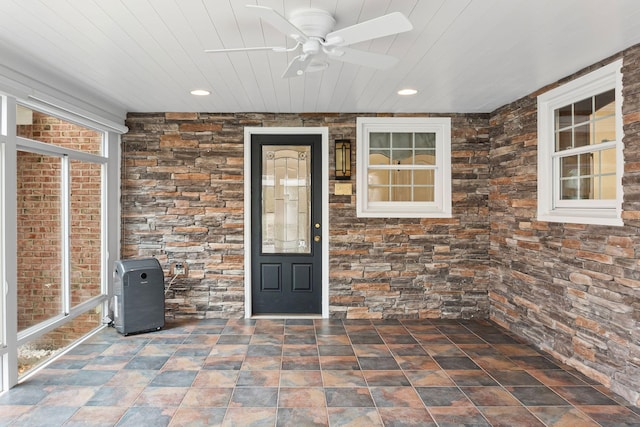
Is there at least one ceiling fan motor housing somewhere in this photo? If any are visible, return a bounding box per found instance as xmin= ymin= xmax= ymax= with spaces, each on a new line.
xmin=289 ymin=8 xmax=336 ymax=39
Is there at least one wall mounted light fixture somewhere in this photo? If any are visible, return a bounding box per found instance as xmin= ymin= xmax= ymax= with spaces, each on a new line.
xmin=335 ymin=139 xmax=351 ymax=180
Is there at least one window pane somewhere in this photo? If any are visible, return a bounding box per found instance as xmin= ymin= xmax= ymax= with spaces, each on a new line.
xmin=573 ymin=98 xmax=592 ymax=124
xmin=17 ymin=151 xmax=62 ymax=332
xmin=415 ymin=133 xmax=435 ymax=149
xmin=414 ymin=186 xmax=435 ymax=202
xmin=556 ymin=130 xmax=572 ymax=151
xmin=392 ymin=133 xmax=412 ymax=149
xmin=560 ymin=177 xmax=580 ymax=200
xmin=392 ymin=187 xmax=412 ymax=201
xmin=556 ymin=105 xmax=573 ymax=129
xmin=595 ymin=148 xmax=616 ymax=175
xmin=414 ymin=150 xmax=436 ymax=165
xmin=574 ymin=123 xmax=590 ymax=147
xmin=414 ymin=169 xmax=435 ymax=186
xmin=370 ymin=133 xmax=390 ymax=149
xmin=599 ymin=175 xmax=617 ymax=199
xmin=391 ymin=149 xmax=411 ymax=164
xmin=368 ymin=168 xmax=389 ymax=186
xmin=595 ymin=90 xmax=615 ymax=114
xmin=594 ymin=115 xmax=615 ymax=144
xmin=369 ymin=185 xmax=389 ymax=202
xmin=70 ymin=160 xmax=103 ymax=307
xmin=16 ymin=106 xmax=103 ymax=155
xmin=369 ymin=152 xmax=390 ymax=165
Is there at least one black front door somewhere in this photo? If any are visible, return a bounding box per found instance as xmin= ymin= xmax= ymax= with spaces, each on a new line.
xmin=250 ymin=134 xmax=322 ymax=315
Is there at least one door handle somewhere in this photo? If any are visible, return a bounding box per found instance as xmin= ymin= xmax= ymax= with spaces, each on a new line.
xmin=315 ymin=223 xmax=321 ymax=229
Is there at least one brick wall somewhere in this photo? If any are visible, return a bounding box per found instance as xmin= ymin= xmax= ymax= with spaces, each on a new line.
xmin=17 ymin=111 xmax=102 ymax=343
xmin=122 ymin=113 xmax=490 ymax=320
xmin=489 ymin=45 xmax=640 ymax=405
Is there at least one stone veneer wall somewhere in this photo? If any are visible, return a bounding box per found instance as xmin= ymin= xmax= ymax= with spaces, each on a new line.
xmin=121 ymin=113 xmax=490 ymax=320
xmin=489 ymin=45 xmax=640 ymax=405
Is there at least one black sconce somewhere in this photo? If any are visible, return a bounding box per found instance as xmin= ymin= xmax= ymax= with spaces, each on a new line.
xmin=335 ymin=139 xmax=351 ymax=180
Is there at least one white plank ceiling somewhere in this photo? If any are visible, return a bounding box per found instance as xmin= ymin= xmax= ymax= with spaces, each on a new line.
xmin=1 ymin=0 xmax=640 ymax=116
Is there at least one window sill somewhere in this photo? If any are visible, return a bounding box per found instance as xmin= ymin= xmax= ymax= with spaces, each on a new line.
xmin=538 ymin=210 xmax=623 ymax=227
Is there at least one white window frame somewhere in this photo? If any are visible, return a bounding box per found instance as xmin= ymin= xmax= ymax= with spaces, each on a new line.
xmin=537 ymin=60 xmax=624 ymax=226
xmin=356 ymin=117 xmax=452 ymax=218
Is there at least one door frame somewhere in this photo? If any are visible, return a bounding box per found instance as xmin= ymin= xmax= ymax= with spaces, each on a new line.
xmin=243 ymin=127 xmax=329 ymax=318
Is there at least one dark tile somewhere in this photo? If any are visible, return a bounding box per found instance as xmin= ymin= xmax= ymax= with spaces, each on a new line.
xmin=415 ymin=386 xmax=473 ymax=407
xmin=358 ymin=357 xmax=401 ymax=370
xmin=216 ymin=334 xmax=252 ymax=344
xmin=67 ymin=343 xmax=112 ymax=356
xmin=124 ymin=356 xmax=168 ymax=370
xmin=349 ymin=334 xmax=384 ymax=344
xmin=433 ymin=356 xmax=480 ymax=370
xmin=510 ymin=355 xmax=561 ymax=370
xmin=447 ymin=334 xmax=486 ymax=344
xmin=318 ymin=345 xmax=354 ymax=356
xmin=363 ymin=370 xmax=411 ymax=386
xmin=247 ymin=345 xmax=282 ymax=356
xmin=237 ymin=370 xmax=280 ymax=387
xmin=229 ymin=387 xmax=278 ymax=407
xmin=381 ymin=334 xmax=418 ymax=344
xmin=447 ymin=370 xmax=499 ymax=386
xmin=490 ymin=370 xmax=543 ymax=386
xmin=480 ymin=333 xmax=520 ymax=344
xmin=283 ymin=344 xmax=318 ymax=356
xmin=48 ymin=358 xmax=91 ymax=369
xmin=284 ymin=335 xmax=316 ymax=345
xmin=319 ymin=356 xmax=360 ymax=370
xmin=394 ymin=355 xmax=439 ymax=370
xmin=506 ymin=386 xmax=570 ymax=406
xmin=552 ymin=385 xmax=619 ymax=405
xmin=282 ymin=356 xmax=320 ymax=370
xmin=149 ymin=370 xmax=197 ymax=387
xmin=325 ymin=387 xmax=374 ymax=407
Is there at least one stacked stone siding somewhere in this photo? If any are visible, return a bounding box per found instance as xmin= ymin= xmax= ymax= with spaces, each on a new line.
xmin=489 ymin=45 xmax=640 ymax=406
xmin=122 ymin=113 xmax=491 ymax=321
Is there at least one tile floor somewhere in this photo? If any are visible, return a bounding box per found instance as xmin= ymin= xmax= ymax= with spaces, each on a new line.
xmin=1 ymin=318 xmax=639 ymax=426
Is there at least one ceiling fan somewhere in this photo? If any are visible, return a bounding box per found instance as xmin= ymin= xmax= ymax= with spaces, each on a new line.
xmin=205 ymin=5 xmax=413 ymax=78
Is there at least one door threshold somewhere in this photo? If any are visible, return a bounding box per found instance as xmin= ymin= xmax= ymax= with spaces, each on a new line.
xmin=250 ymin=314 xmax=323 ymax=319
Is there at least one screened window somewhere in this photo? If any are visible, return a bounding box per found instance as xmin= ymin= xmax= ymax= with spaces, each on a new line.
xmin=356 ymin=117 xmax=451 ymax=218
xmin=537 ymin=60 xmax=623 ymax=226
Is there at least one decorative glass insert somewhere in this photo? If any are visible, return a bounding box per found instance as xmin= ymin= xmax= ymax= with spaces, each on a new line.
xmin=261 ymin=145 xmax=311 ymax=254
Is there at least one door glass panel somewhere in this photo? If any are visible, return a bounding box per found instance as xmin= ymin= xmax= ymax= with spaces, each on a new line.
xmin=17 ymin=151 xmax=62 ymax=332
xmin=262 ymin=145 xmax=311 ymax=254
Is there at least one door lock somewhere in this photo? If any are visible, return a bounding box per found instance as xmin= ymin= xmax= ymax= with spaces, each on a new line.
xmin=315 ymin=223 xmax=321 ymax=229
xmin=314 ymin=235 xmax=321 ymax=242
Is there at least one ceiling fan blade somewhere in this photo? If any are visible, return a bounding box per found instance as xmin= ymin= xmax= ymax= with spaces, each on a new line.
xmin=246 ymin=5 xmax=308 ymax=42
xmin=328 ymin=47 xmax=399 ymax=69
xmin=325 ymin=12 xmax=412 ymax=46
xmin=281 ymin=55 xmax=312 ymax=78
xmin=204 ymin=46 xmax=287 ymax=53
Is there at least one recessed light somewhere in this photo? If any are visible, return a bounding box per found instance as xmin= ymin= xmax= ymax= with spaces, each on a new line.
xmin=397 ymin=88 xmax=418 ymax=96
xmin=190 ymin=89 xmax=210 ymax=96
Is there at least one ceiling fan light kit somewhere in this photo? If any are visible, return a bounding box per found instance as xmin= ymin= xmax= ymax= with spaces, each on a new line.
xmin=205 ymin=4 xmax=413 ymax=78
